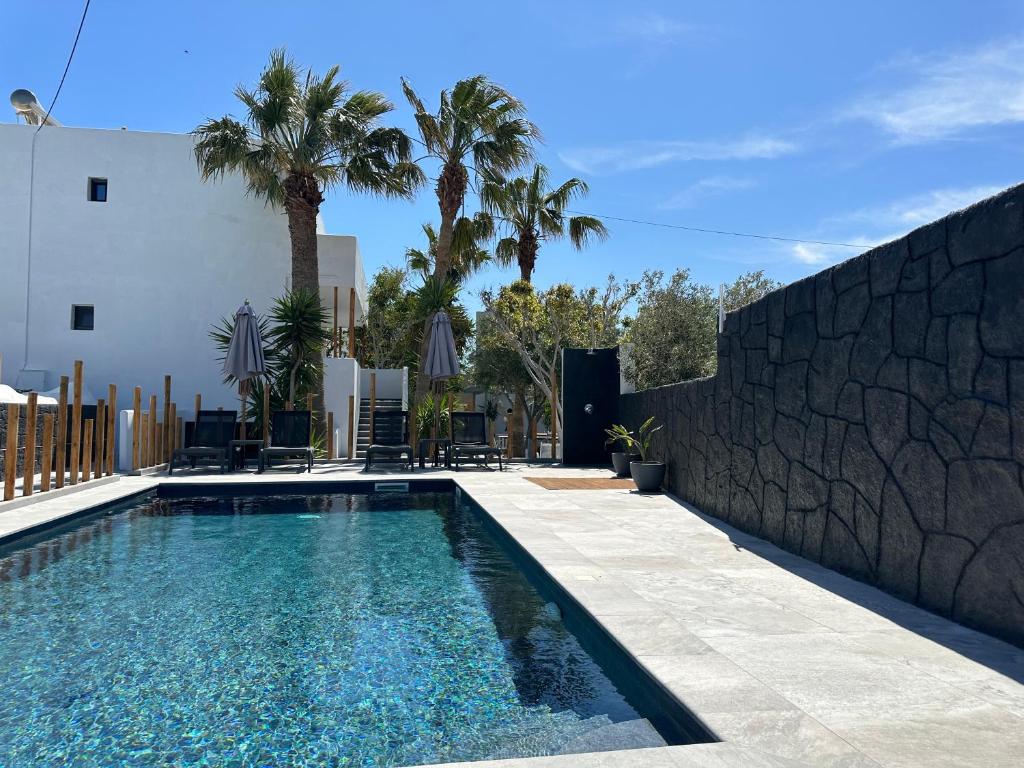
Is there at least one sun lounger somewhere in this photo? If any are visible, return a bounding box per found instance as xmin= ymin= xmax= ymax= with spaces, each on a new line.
xmin=364 ymin=410 xmax=413 ymax=471
xmin=258 ymin=410 xmax=314 ymax=473
xmin=169 ymin=409 xmax=237 ymax=474
xmin=450 ymin=411 xmax=503 ymax=471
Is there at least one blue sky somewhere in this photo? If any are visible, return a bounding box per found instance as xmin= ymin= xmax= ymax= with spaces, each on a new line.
xmin=5 ymin=0 xmax=1024 ymax=308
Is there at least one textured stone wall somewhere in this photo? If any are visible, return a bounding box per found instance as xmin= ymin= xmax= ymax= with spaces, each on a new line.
xmin=621 ymin=184 xmax=1024 ymax=647
xmin=0 ymin=404 xmax=58 ymax=479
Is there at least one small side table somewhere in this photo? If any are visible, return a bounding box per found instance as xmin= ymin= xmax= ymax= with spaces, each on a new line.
xmin=228 ymin=439 xmax=264 ymax=471
xmin=418 ymin=438 xmax=452 ymax=469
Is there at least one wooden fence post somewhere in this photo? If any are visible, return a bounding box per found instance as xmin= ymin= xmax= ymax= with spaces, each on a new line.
xmin=55 ymin=376 xmax=68 ymax=489
xmin=106 ymin=384 xmax=116 ymax=475
xmin=140 ymin=410 xmax=149 ymax=468
xmin=70 ymin=360 xmax=83 ymax=485
xmin=163 ymin=375 xmax=171 ymax=463
xmin=40 ymin=413 xmax=54 ymax=492
xmin=347 ymin=395 xmax=354 ymax=459
xmin=82 ymin=420 xmax=93 ymax=481
xmin=169 ymin=403 xmax=177 ymax=454
xmin=93 ymin=398 xmax=105 ymax=483
xmin=327 ymin=411 xmax=334 ymax=459
xmin=348 ymin=287 xmax=357 ymax=358
xmin=132 ymin=387 xmax=141 ymax=471
xmin=3 ymin=404 xmax=18 ymax=501
xmin=148 ymin=395 xmax=157 ymax=467
xmin=306 ymin=393 xmax=313 ymax=413
xmin=22 ymin=392 xmax=37 ymax=496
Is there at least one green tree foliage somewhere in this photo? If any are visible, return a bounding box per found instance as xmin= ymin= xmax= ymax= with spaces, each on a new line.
xmin=480 ymin=276 xmax=637 ymax=435
xmin=357 ymin=267 xmax=473 ymax=396
xmin=623 ymin=269 xmax=782 ymax=389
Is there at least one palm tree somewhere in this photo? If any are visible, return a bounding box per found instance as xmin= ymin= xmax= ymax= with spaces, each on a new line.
xmin=405 ymin=213 xmax=494 ymax=283
xmin=194 ymin=50 xmax=423 ymax=294
xmin=401 ymin=75 xmax=536 ymax=282
xmin=401 ymin=75 xmax=536 ymax=401
xmin=482 ymin=164 xmax=608 ymax=283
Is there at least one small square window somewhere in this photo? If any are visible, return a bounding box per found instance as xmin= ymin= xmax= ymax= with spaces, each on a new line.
xmin=72 ymin=305 xmax=94 ymax=331
xmin=88 ymin=177 xmax=107 ymax=202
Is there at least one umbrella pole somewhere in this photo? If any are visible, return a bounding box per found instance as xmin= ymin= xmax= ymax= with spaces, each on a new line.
xmin=239 ymin=380 xmax=248 ymax=442
xmin=432 ymin=382 xmax=439 ymax=443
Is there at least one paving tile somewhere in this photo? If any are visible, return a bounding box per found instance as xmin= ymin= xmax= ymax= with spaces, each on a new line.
xmin=825 ymin=701 xmax=1024 ymax=768
xmin=597 ymin=614 xmax=715 ymax=657
xmin=705 ymin=710 xmax=881 ymax=768
xmin=637 ymin=654 xmax=801 ymax=715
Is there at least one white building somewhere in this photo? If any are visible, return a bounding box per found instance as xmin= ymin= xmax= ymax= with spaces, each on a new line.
xmin=0 ymin=120 xmax=368 ymax=415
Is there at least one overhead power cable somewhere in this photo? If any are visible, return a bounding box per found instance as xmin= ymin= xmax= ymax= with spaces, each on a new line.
xmin=563 ymin=209 xmax=871 ymax=249
xmin=37 ymin=0 xmax=92 ymax=132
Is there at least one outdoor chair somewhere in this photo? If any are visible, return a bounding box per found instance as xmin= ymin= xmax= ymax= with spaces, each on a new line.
xmin=258 ymin=410 xmax=314 ymax=473
xmin=168 ymin=409 xmax=237 ymax=474
xmin=451 ymin=411 xmax=503 ymax=471
xmin=364 ymin=410 xmax=414 ymax=471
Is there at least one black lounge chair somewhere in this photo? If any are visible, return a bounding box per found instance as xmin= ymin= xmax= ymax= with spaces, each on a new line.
xmin=363 ymin=410 xmax=413 ymax=471
xmin=451 ymin=411 xmax=503 ymax=471
xmin=258 ymin=410 xmax=314 ymax=473
xmin=168 ymin=409 xmax=236 ymax=474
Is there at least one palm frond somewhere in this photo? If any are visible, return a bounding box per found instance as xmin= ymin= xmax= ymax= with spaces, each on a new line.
xmin=568 ymin=215 xmax=609 ymax=249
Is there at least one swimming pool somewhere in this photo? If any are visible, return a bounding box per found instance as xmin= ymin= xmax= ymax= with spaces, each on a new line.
xmin=0 ymin=485 xmax=707 ymax=766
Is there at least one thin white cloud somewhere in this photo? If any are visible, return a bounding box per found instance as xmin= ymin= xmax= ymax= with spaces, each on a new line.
xmin=845 ymin=38 xmax=1024 ymax=142
xmin=791 ymin=244 xmax=835 ymax=265
xmin=615 ymin=12 xmax=694 ymax=44
xmin=787 ymin=183 xmax=1010 ymax=267
xmin=558 ymin=136 xmax=796 ymax=175
xmin=660 ymin=176 xmax=756 ymax=209
xmin=837 ymin=184 xmax=1008 ymax=229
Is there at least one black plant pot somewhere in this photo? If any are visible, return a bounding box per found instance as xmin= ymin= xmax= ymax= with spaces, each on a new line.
xmin=610 ymin=452 xmax=634 ymax=477
xmin=630 ymin=461 xmax=665 ymax=492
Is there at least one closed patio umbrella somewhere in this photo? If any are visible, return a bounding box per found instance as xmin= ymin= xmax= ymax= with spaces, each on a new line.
xmin=223 ymin=300 xmax=267 ymax=440
xmin=424 ymin=311 xmax=460 ymax=442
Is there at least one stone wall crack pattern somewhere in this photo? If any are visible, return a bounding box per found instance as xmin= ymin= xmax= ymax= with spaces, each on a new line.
xmin=621 ymin=184 xmax=1024 ymax=647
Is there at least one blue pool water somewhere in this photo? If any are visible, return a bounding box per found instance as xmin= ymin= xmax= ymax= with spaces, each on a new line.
xmin=0 ymin=491 xmax=677 ymax=766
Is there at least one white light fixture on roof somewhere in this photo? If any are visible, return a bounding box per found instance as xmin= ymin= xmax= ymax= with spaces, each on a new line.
xmin=10 ymin=89 xmax=61 ymax=127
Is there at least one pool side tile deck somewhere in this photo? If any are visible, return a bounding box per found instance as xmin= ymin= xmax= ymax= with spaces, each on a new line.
xmin=2 ymin=464 xmax=1022 ymax=768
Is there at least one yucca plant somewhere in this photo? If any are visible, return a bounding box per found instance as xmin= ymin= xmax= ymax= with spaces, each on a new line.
xmin=415 ymin=391 xmax=457 ymax=440
xmin=266 ymin=289 xmax=332 ymax=405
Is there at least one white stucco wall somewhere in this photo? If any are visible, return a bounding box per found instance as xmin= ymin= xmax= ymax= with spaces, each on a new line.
xmin=324 ymin=357 xmax=360 ymax=458
xmin=0 ymin=123 xmax=367 ymax=417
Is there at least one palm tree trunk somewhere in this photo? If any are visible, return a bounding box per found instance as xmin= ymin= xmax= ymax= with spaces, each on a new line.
xmin=283 ymin=175 xmax=326 ymax=434
xmin=416 ymin=161 xmax=466 ymax=404
xmin=283 ymin=179 xmax=323 ymax=295
xmin=517 ymin=232 xmax=538 ymax=283
xmin=433 ymin=211 xmax=457 ymax=280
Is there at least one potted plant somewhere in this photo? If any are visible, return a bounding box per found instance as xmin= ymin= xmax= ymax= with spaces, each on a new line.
xmin=629 ymin=417 xmax=665 ymax=492
xmin=604 ymin=424 xmax=638 ymax=477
